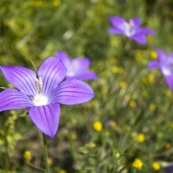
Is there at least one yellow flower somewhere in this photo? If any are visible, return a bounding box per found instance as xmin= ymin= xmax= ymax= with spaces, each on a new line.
xmin=71 ymin=133 xmax=77 ymax=140
xmin=30 ymin=0 xmax=44 ymax=6
xmin=137 ymin=133 xmax=145 ymax=143
xmin=150 ymin=50 xmax=157 ymax=59
xmin=148 ymin=74 xmax=155 ymax=84
xmin=23 ymin=150 xmax=32 ymax=162
xmin=59 ymin=170 xmax=67 ymax=173
xmin=112 ymin=66 xmax=119 ymax=73
xmin=111 ymin=66 xmax=124 ymax=74
xmin=171 ymin=123 xmax=173 ymax=129
xmin=129 ymin=100 xmax=136 ymax=108
xmin=48 ymin=158 xmax=53 ymax=165
xmin=93 ymin=121 xmax=102 ymax=132
xmin=53 ymin=0 xmax=61 ymax=6
xmin=152 ymin=162 xmax=160 ymax=170
xmin=132 ymin=158 xmax=143 ymax=169
xmin=119 ymin=81 xmax=127 ymax=88
xmin=149 ymin=104 xmax=156 ymax=111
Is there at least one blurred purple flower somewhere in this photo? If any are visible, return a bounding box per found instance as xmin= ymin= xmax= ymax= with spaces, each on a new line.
xmin=108 ymin=16 xmax=155 ymax=45
xmin=148 ymin=48 xmax=173 ymax=90
xmin=56 ymin=51 xmax=98 ymax=80
xmin=166 ymin=165 xmax=173 ymax=173
xmin=0 ymin=57 xmax=94 ymax=138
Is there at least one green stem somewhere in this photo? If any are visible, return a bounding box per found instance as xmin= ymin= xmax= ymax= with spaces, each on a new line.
xmin=27 ymin=162 xmax=45 ymax=172
xmin=43 ymin=133 xmax=51 ymax=173
xmin=4 ymin=133 xmax=10 ymax=172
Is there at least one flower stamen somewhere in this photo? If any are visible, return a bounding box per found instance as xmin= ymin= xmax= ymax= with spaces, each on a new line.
xmin=35 ymin=77 xmax=42 ymax=94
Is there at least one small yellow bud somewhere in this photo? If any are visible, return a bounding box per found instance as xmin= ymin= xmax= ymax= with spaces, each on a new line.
xmin=48 ymin=158 xmax=53 ymax=165
xmin=59 ymin=169 xmax=67 ymax=173
xmin=152 ymin=162 xmax=160 ymax=170
xmin=150 ymin=50 xmax=157 ymax=59
xmin=132 ymin=158 xmax=143 ymax=169
xmin=53 ymin=0 xmax=61 ymax=6
xmin=119 ymin=81 xmax=127 ymax=88
xmin=148 ymin=74 xmax=155 ymax=84
xmin=23 ymin=150 xmax=32 ymax=162
xmin=171 ymin=123 xmax=173 ymax=129
xmin=93 ymin=121 xmax=102 ymax=132
xmin=137 ymin=133 xmax=145 ymax=143
xmin=129 ymin=100 xmax=136 ymax=108
xmin=112 ymin=66 xmax=119 ymax=73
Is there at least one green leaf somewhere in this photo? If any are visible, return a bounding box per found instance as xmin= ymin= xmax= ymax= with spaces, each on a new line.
xmin=0 ymin=87 xmax=7 ymax=89
xmin=30 ymin=59 xmax=37 ymax=73
xmin=19 ymin=110 xmax=28 ymax=117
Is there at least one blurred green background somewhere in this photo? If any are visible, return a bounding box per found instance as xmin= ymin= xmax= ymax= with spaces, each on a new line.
xmin=1 ymin=0 xmax=173 ymax=172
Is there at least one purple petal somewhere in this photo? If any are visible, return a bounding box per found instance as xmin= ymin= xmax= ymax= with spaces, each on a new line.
xmin=38 ymin=57 xmax=67 ymax=96
xmin=49 ymin=79 xmax=94 ymax=105
xmin=108 ymin=28 xmax=125 ymax=35
xmin=66 ymin=70 xmax=98 ymax=80
xmin=165 ymin=75 xmax=173 ymax=91
xmin=109 ymin=16 xmax=126 ymax=32
xmin=56 ymin=51 xmax=71 ymax=70
xmin=131 ymin=17 xmax=141 ymax=27
xmin=155 ymin=48 xmax=166 ymax=61
xmin=131 ymin=33 xmax=147 ymax=45
xmin=82 ymin=70 xmax=98 ymax=80
xmin=148 ymin=61 xmax=159 ymax=70
xmin=0 ymin=89 xmax=33 ymax=112
xmin=66 ymin=58 xmax=91 ymax=79
xmin=28 ymin=103 xmax=60 ymax=138
xmin=140 ymin=28 xmax=155 ymax=36
xmin=0 ymin=66 xmax=37 ymax=96
xmin=168 ymin=53 xmax=173 ymax=60
xmin=72 ymin=58 xmax=90 ymax=70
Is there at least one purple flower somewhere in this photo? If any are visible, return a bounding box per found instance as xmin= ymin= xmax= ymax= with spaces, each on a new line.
xmin=166 ymin=165 xmax=173 ymax=173
xmin=108 ymin=16 xmax=155 ymax=45
xmin=0 ymin=57 xmax=94 ymax=138
xmin=148 ymin=48 xmax=173 ymax=90
xmin=56 ymin=51 xmax=98 ymax=80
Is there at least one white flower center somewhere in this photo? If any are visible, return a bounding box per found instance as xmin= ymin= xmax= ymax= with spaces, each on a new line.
xmin=66 ymin=61 xmax=78 ymax=77
xmin=31 ymin=77 xmax=48 ymax=106
xmin=124 ymin=20 xmax=136 ymax=37
xmin=32 ymin=95 xmax=48 ymax=106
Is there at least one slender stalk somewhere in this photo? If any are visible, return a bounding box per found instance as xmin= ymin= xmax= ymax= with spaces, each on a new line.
xmin=43 ymin=133 xmax=51 ymax=173
xmin=27 ymin=162 xmax=45 ymax=172
xmin=4 ymin=133 xmax=10 ymax=172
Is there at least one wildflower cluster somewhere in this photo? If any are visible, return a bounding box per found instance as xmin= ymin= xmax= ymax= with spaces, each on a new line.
xmin=1 ymin=1 xmax=173 ymax=173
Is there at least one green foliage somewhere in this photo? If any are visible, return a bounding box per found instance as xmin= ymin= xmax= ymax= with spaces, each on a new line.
xmin=1 ymin=0 xmax=173 ymax=173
